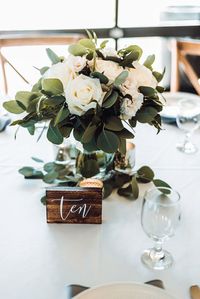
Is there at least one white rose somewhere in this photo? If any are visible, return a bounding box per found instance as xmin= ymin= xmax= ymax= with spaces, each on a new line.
xmin=95 ymin=59 xmax=123 ymax=82
xmin=43 ymin=61 xmax=76 ymax=90
xmin=65 ymin=74 xmax=103 ymax=116
xmin=131 ymin=61 xmax=157 ymax=89
xmin=101 ymin=47 xmax=118 ymax=58
xmin=67 ymin=55 xmax=86 ymax=72
xmin=120 ymin=92 xmax=144 ymax=120
xmin=120 ymin=62 xmax=157 ymax=98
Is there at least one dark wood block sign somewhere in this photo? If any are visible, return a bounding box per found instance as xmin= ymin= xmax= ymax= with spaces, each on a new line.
xmin=46 ymin=187 xmax=102 ymax=224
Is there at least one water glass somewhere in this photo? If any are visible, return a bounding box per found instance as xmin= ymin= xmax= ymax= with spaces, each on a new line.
xmin=141 ymin=187 xmax=181 ymax=270
xmin=176 ymin=98 xmax=200 ymax=154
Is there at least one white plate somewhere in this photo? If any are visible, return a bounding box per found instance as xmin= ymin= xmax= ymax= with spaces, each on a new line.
xmin=161 ymin=91 xmax=200 ymax=119
xmin=74 ymin=282 xmax=177 ymax=299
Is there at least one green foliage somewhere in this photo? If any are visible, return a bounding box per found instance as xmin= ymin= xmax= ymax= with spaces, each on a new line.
xmin=54 ymin=106 xmax=69 ymax=126
xmin=42 ymin=78 xmax=64 ymax=95
xmin=143 ymin=54 xmax=155 ymax=70
xmin=137 ymin=166 xmax=154 ymax=183
xmin=136 ymin=106 xmax=158 ymax=123
xmin=68 ymin=44 xmax=88 ymax=56
xmin=97 ymin=129 xmax=119 ymax=153
xmin=81 ymin=123 xmax=96 ymax=143
xmin=47 ymin=121 xmax=63 ymax=144
xmin=114 ymin=71 xmax=129 ymax=87
xmin=105 ymin=116 xmax=124 ymax=131
xmin=46 ymin=48 xmax=60 ymax=64
xmin=102 ymin=90 xmax=118 ymax=108
xmin=90 ymin=71 xmax=109 ymax=84
xmin=3 ymin=100 xmax=24 ymax=114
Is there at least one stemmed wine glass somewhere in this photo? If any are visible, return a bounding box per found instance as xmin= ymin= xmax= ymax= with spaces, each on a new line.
xmin=176 ymin=98 xmax=200 ymax=154
xmin=141 ymin=187 xmax=181 ymax=270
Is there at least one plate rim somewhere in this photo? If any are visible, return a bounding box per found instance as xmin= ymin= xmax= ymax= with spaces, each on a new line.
xmin=74 ymin=281 xmax=178 ymax=299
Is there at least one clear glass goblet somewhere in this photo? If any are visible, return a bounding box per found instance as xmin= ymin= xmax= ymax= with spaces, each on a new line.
xmin=141 ymin=187 xmax=181 ymax=270
xmin=176 ymin=98 xmax=200 ymax=154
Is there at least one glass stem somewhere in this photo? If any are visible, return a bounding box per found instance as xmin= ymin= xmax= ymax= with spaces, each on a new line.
xmin=151 ymin=241 xmax=165 ymax=261
xmin=184 ymin=132 xmax=191 ymax=144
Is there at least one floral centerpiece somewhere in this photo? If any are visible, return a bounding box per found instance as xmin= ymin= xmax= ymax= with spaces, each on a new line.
xmin=3 ymin=31 xmax=168 ymax=200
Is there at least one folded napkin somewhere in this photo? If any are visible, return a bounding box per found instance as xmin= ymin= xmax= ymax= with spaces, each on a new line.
xmin=67 ymin=279 xmax=164 ymax=298
xmin=0 ymin=115 xmax=11 ymax=132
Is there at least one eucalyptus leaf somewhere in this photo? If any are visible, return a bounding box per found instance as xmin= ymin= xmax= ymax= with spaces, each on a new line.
xmin=131 ymin=176 xmax=139 ymax=199
xmin=119 ymin=51 xmax=139 ymax=67
xmin=39 ymin=66 xmax=49 ymax=75
xmin=118 ymin=137 xmax=126 ymax=155
xmin=114 ymin=70 xmax=129 ymax=87
xmin=15 ymin=91 xmax=39 ymax=109
xmin=97 ymin=129 xmax=119 ymax=153
xmin=143 ymin=54 xmax=155 ymax=69
xmin=42 ymin=78 xmax=64 ymax=95
xmin=139 ymin=86 xmax=156 ymax=97
xmin=43 ymin=171 xmax=58 ymax=183
xmin=119 ymin=45 xmax=143 ymax=59
xmin=44 ymin=162 xmax=55 ymax=173
xmin=79 ymin=38 xmax=96 ymax=50
xmin=81 ymin=123 xmax=96 ymax=143
xmin=47 ymin=121 xmax=63 ymax=145
xmin=136 ymin=106 xmax=158 ymax=123
xmin=40 ymin=196 xmax=47 ymax=205
xmin=100 ymin=40 xmax=108 ymax=49
xmin=137 ymin=165 xmax=154 ymax=183
xmin=105 ymin=116 xmax=124 ymax=131
xmin=68 ymin=44 xmax=88 ymax=56
xmin=102 ymin=90 xmax=118 ymax=109
xmin=31 ymin=157 xmax=44 ymax=163
xmin=3 ymin=100 xmax=24 ymax=114
xmin=18 ymin=167 xmax=43 ymax=178
xmin=46 ymin=48 xmax=60 ymax=64
xmin=153 ymin=179 xmax=171 ymax=188
xmin=153 ymin=67 xmax=166 ymax=83
xmin=117 ymin=128 xmax=134 ymax=139
xmin=118 ymin=184 xmax=137 ymax=200
xmin=83 ymin=138 xmax=99 ymax=152
xmin=156 ymin=86 xmax=165 ymax=93
xmin=27 ymin=125 xmax=35 ymax=135
xmin=54 ymin=106 xmax=69 ymax=126
xmin=90 ymin=71 xmax=109 ymax=84
xmin=103 ymin=183 xmax=113 ymax=198
xmin=79 ymin=159 xmax=100 ymax=178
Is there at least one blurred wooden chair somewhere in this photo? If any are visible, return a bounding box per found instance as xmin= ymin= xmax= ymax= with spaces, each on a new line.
xmin=170 ymin=39 xmax=200 ymax=95
xmin=0 ymin=34 xmax=84 ymax=94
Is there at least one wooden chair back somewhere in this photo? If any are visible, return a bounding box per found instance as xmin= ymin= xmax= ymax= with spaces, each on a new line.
xmin=170 ymin=39 xmax=200 ymax=95
xmin=0 ymin=34 xmax=84 ymax=94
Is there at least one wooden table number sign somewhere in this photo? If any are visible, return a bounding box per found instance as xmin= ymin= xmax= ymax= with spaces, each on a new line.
xmin=46 ymin=186 xmax=102 ymax=224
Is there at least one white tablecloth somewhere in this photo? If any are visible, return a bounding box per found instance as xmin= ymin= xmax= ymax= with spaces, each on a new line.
xmin=0 ymin=123 xmax=200 ymax=299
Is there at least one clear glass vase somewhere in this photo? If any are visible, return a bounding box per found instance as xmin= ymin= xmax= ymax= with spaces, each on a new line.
xmin=76 ymin=150 xmax=112 ymax=179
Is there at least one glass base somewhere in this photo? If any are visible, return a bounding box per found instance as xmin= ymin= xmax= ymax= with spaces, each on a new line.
xmin=176 ymin=141 xmax=198 ymax=154
xmin=141 ymin=248 xmax=173 ymax=270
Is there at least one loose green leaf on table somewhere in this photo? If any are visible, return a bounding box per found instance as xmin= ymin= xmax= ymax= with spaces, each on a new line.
xmin=18 ymin=167 xmax=43 ymax=179
xmin=153 ymin=179 xmax=171 ymax=194
xmin=137 ymin=165 xmax=154 ymax=183
xmin=131 ymin=175 xmax=139 ymax=199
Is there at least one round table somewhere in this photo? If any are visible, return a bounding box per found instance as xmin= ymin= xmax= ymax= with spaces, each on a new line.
xmin=0 ymin=123 xmax=199 ymax=299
